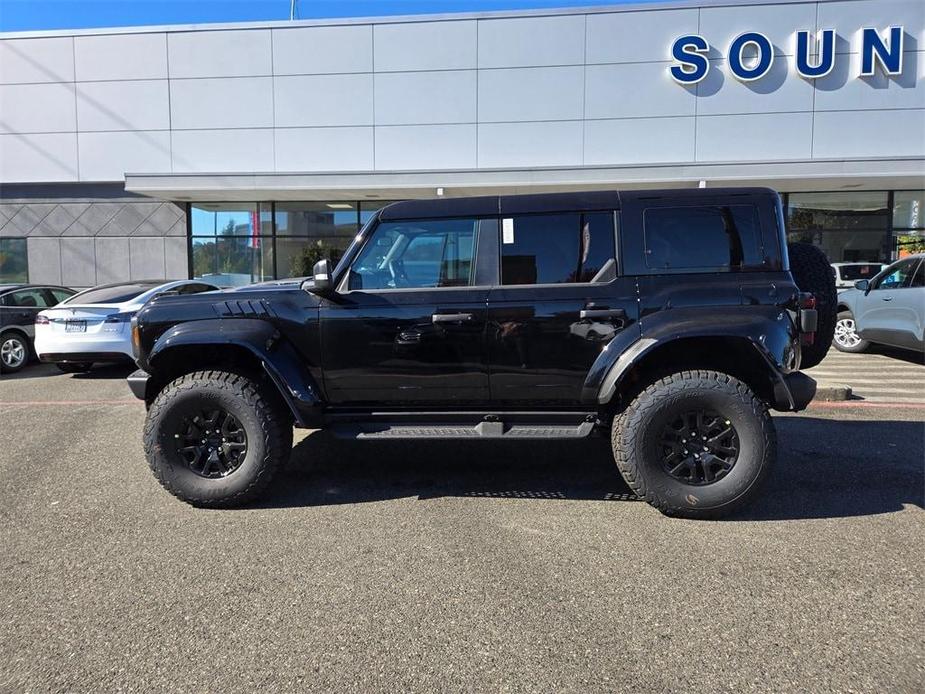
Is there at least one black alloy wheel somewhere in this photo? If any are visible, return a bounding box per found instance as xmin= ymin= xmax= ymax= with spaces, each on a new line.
xmin=658 ymin=409 xmax=739 ymax=485
xmin=175 ymin=408 xmax=248 ymax=478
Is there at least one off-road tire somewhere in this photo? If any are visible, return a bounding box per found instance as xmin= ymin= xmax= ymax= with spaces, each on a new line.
xmin=143 ymin=370 xmax=293 ymax=508
xmin=612 ymin=370 xmax=776 ymax=519
xmin=0 ymin=331 xmax=30 ymax=374
xmin=833 ymin=310 xmax=869 ymax=353
xmin=56 ymin=362 xmax=93 ymax=373
xmin=787 ymin=241 xmax=836 ymax=369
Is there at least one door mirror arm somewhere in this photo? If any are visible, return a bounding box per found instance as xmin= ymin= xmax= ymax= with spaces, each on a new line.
xmin=854 ymin=279 xmax=870 ymax=294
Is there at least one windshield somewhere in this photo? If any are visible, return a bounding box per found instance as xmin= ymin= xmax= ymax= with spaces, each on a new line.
xmin=838 ymin=264 xmax=882 ymax=281
xmin=65 ymin=283 xmax=159 ymax=305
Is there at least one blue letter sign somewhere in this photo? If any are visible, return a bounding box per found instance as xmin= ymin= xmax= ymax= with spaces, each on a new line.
xmin=861 ymin=26 xmax=904 ymax=76
xmin=728 ymin=32 xmax=774 ymax=81
xmin=669 ymin=34 xmax=710 ymax=84
xmin=795 ymin=29 xmax=835 ymax=79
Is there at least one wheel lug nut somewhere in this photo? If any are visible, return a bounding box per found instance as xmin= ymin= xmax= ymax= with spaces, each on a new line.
xmin=703 ymin=446 xmax=709 ymax=451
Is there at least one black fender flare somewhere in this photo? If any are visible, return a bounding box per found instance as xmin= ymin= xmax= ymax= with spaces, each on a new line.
xmin=149 ymin=318 xmax=322 ymax=426
xmin=583 ymin=306 xmax=802 ymax=409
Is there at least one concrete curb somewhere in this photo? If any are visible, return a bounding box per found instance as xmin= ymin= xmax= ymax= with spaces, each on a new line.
xmin=813 ymin=384 xmax=853 ymax=402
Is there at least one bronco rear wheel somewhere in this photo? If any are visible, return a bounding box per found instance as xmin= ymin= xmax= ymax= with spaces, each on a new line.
xmin=612 ymin=370 xmax=776 ymax=519
xmin=143 ymin=370 xmax=292 ymax=507
xmin=787 ymin=241 xmax=837 ymax=369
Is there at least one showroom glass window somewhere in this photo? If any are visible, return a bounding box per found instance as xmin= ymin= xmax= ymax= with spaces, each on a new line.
xmin=274 ymin=202 xmax=359 ymax=279
xmin=500 ymin=213 xmax=615 ymax=285
xmin=893 ymin=191 xmax=925 ymax=258
xmin=0 ymin=238 xmax=28 ymax=283
xmin=190 ymin=204 xmax=272 ymax=286
xmin=786 ymin=192 xmax=890 ymax=263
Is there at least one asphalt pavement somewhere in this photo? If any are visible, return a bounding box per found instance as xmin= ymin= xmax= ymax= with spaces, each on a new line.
xmin=1 ymin=363 xmax=923 ymax=693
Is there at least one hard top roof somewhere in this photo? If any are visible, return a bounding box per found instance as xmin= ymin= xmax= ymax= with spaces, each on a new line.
xmin=379 ymin=187 xmax=778 ymax=221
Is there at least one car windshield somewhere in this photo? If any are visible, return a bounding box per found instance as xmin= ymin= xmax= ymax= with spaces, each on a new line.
xmin=65 ymin=283 xmax=160 ymax=305
xmin=839 ymin=264 xmax=882 ymax=281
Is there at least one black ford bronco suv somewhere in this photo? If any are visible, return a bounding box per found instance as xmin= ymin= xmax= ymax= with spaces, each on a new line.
xmin=128 ymin=188 xmax=836 ymax=518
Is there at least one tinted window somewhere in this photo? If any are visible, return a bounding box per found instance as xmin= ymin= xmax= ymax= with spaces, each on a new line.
xmin=873 ymin=258 xmax=918 ymax=290
xmin=838 ymin=264 xmax=883 ymax=281
xmin=644 ymin=205 xmax=762 ymax=271
xmin=176 ymin=283 xmax=217 ymax=295
xmin=49 ymin=289 xmax=74 ymax=304
xmin=500 ymin=212 xmax=615 ymax=285
xmin=349 ymin=218 xmax=477 ymax=290
xmin=66 ymin=283 xmax=159 ymax=305
xmin=7 ymin=288 xmax=52 ymax=308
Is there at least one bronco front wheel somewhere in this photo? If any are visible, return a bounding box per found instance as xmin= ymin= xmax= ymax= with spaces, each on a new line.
xmin=143 ymin=370 xmax=292 ymax=507
xmin=612 ymin=370 xmax=776 ymax=519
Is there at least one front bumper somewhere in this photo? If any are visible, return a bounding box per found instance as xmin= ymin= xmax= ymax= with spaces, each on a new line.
xmin=127 ymin=369 xmax=150 ymax=400
xmin=773 ymin=371 xmax=817 ymax=412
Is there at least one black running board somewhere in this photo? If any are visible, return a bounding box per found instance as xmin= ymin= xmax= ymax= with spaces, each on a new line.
xmin=325 ymin=411 xmax=599 ymax=440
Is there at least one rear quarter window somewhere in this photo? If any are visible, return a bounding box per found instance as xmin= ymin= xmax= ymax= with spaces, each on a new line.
xmin=643 ymin=205 xmax=764 ymax=271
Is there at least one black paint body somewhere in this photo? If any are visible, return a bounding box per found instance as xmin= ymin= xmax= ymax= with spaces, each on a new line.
xmin=131 ymin=188 xmax=812 ymax=427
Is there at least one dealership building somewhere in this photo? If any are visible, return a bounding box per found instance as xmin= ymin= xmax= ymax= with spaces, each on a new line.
xmin=0 ymin=0 xmax=922 ymax=288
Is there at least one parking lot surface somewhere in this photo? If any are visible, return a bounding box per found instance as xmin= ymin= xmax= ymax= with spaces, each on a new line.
xmin=1 ymin=364 xmax=923 ymax=692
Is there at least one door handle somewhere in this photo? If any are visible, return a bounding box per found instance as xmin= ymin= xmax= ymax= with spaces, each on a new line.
xmin=579 ymin=308 xmax=626 ymax=320
xmin=882 ymin=296 xmax=894 ymax=302
xmin=432 ymin=313 xmax=473 ymax=324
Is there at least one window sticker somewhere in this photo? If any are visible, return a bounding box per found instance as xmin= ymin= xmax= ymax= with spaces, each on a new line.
xmin=502 ymin=218 xmax=515 ymax=244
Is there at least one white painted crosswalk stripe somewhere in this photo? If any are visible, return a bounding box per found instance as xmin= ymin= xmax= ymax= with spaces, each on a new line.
xmin=807 ymin=349 xmax=924 ymax=403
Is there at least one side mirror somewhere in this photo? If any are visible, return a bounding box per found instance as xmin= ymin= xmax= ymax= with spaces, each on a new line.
xmin=304 ymin=259 xmax=334 ymax=296
xmin=854 ymin=279 xmax=870 ymax=292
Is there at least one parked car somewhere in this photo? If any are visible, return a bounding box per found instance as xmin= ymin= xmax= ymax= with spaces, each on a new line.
xmin=0 ymin=284 xmax=76 ymax=373
xmin=831 ymin=262 xmax=886 ymax=289
xmin=833 ymin=254 xmax=925 ymax=353
xmin=34 ymin=280 xmax=219 ymax=372
xmin=127 ymin=188 xmax=835 ymax=519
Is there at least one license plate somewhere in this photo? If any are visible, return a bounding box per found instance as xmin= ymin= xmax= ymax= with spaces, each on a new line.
xmin=65 ymin=320 xmax=86 ymax=333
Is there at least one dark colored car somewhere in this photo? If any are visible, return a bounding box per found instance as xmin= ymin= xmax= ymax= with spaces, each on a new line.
xmin=128 ymin=188 xmax=835 ymax=519
xmin=0 ymin=284 xmax=76 ymax=373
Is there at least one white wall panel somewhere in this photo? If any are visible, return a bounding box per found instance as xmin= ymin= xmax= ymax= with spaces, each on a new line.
xmin=78 ymin=131 xmax=171 ymax=181
xmin=129 ymin=237 xmax=166 ymax=279
xmin=60 ymin=237 xmax=97 ymax=287
xmin=76 ymin=80 xmax=170 ymax=132
xmin=375 ymin=71 xmax=476 ymax=125
xmin=0 ymin=37 xmax=74 ymax=84
xmin=699 ymin=2 xmax=817 ymax=57
xmin=586 ymin=9 xmax=699 ymax=64
xmin=479 ymin=66 xmax=583 ymax=122
xmin=275 ymin=127 xmax=374 ymax=172
xmin=813 ymin=109 xmax=925 ymax=157
xmin=478 ymin=15 xmax=585 ymax=68
xmin=696 ymin=112 xmax=813 ymax=161
xmin=375 ymin=124 xmax=477 ymax=170
xmin=696 ymin=59 xmax=814 ymax=115
xmin=818 ymin=0 xmax=925 ymax=53
xmin=274 ymin=74 xmax=373 ymax=127
xmin=168 ymin=29 xmax=271 ymax=78
xmin=170 ymin=77 xmax=273 ymax=129
xmin=814 ymin=51 xmax=925 ymax=111
xmin=586 ymin=63 xmax=695 ymax=119
xmin=95 ymin=236 xmax=131 ymax=283
xmin=26 ymin=237 xmax=62 ymax=284
xmin=272 ymin=25 xmax=372 ymax=75
xmin=0 ymin=83 xmax=76 ymax=134
xmin=375 ymin=20 xmax=477 ymax=71
xmin=584 ymin=117 xmax=695 ymax=165
xmin=75 ymin=33 xmax=167 ymax=81
xmin=478 ymin=121 xmax=582 ymax=167
xmin=0 ymin=133 xmax=78 ymax=182
xmin=171 ymin=129 xmax=274 ymax=173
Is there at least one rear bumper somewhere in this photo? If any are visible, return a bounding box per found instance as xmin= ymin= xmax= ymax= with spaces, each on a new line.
xmin=773 ymin=371 xmax=817 ymax=412
xmin=40 ymin=351 xmax=134 ymax=364
xmin=127 ymin=369 xmax=150 ymax=400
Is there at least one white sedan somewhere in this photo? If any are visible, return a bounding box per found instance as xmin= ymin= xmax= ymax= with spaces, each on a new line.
xmin=34 ymin=280 xmax=219 ymax=372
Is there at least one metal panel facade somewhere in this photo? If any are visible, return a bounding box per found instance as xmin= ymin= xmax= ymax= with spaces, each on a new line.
xmin=0 ymin=0 xmax=922 ymax=184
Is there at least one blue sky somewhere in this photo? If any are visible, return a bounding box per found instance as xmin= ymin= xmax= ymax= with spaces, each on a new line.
xmin=0 ymin=0 xmax=652 ymax=32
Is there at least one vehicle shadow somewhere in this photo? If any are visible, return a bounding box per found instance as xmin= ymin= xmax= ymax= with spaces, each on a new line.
xmin=72 ymin=364 xmax=136 ymax=380
xmin=0 ymin=362 xmax=135 ymax=380
xmin=866 ymin=344 xmax=925 ymax=366
xmin=261 ymin=416 xmax=924 ymax=520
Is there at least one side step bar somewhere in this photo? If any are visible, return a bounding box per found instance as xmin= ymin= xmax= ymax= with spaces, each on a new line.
xmin=325 ymin=411 xmax=600 ymax=440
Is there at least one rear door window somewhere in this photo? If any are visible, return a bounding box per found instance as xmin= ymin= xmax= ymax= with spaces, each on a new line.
xmin=500 ymin=212 xmax=615 ymax=285
xmin=7 ymin=288 xmax=52 ymax=307
xmin=643 ymin=205 xmax=763 ymax=271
